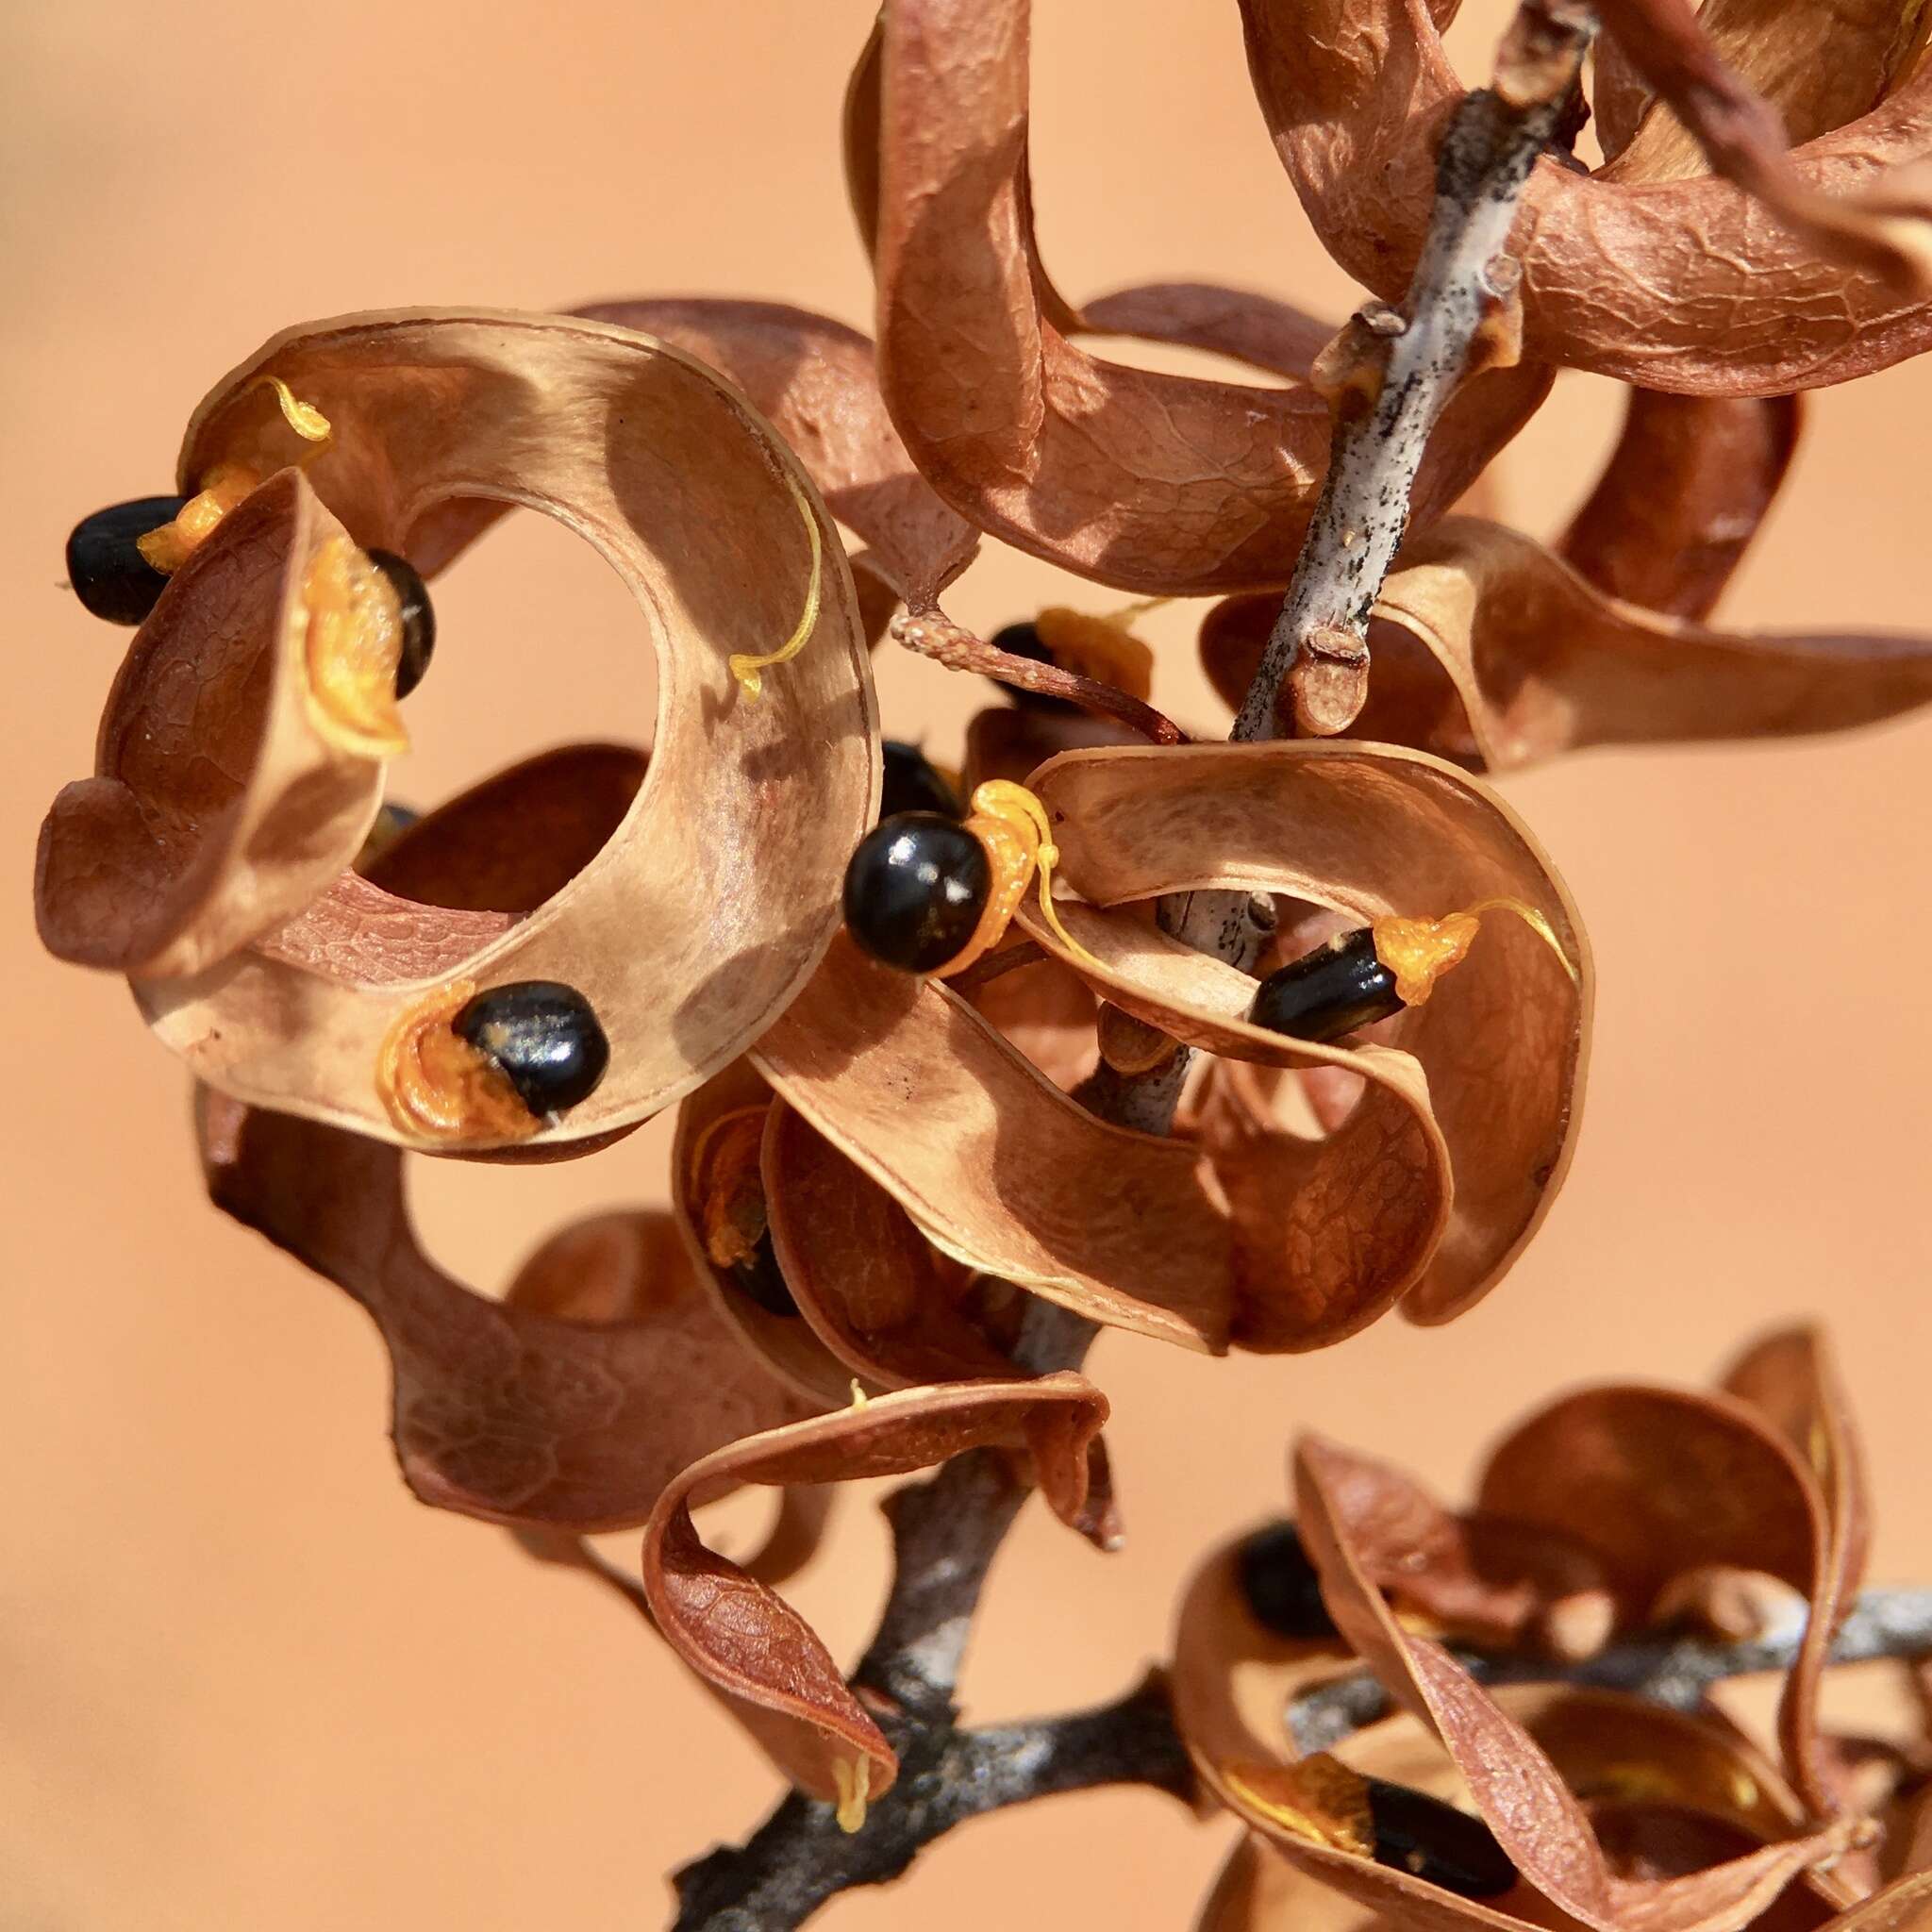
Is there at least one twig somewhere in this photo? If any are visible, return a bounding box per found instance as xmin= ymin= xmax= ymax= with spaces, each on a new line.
xmin=891 ymin=608 xmax=1188 ymax=745
xmin=1286 ymin=1587 xmax=1932 ymax=1753
xmin=1232 ymin=0 xmax=1594 ymax=743
xmin=669 ymin=1668 xmax=1191 ymax=1928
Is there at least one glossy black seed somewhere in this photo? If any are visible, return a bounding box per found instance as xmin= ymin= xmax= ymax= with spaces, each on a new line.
xmin=880 ymin=740 xmax=963 ymax=821
xmin=989 ymin=619 xmax=1075 ymax=712
xmin=1364 ymin=1778 xmax=1519 ymax=1899
xmin=842 ymin=812 xmax=991 ymax=974
xmin=65 ymin=496 xmax=187 ymax=625
xmin=1249 ymin=929 xmax=1404 ymax=1042
xmin=733 ymin=1234 xmax=801 ymax=1318
xmin=367 ymin=548 xmax=436 ymax=696
xmin=1236 ymin=1520 xmax=1338 ymax=1640
xmin=452 ymin=980 xmax=609 ymax=1117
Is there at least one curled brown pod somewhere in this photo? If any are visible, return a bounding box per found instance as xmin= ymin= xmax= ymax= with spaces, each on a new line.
xmin=857 ymin=0 xmax=1548 ymax=593
xmin=1198 ymin=522 xmax=1932 ymax=773
xmin=1239 ymin=0 xmax=1932 ymax=393
xmin=641 ymin=1374 xmax=1110 ymax=1812
xmin=37 ymin=469 xmax=391 ymax=978
xmin=1025 ymin=741 xmax=1591 ymax=1334
xmin=45 ymin=309 xmax=879 ymax=1153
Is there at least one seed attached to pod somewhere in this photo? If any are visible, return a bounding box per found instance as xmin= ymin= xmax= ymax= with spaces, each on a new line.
xmin=1362 ymin=1778 xmax=1519 ymax=1899
xmin=843 ymin=780 xmax=1101 ymax=981
xmin=880 ymin=740 xmax=963 ymax=821
xmin=452 ymin=981 xmax=610 ymax=1117
xmin=688 ymin=1107 xmax=802 ymax=1317
xmin=733 ymin=1233 xmax=801 ymax=1319
xmin=65 ymin=496 xmax=188 ymax=625
xmin=366 ymin=549 xmax=436 ymax=697
xmin=1237 ymin=1520 xmax=1339 ymax=1641
xmin=303 ymin=538 xmax=418 ymax=758
xmin=1249 ymin=929 xmax=1404 ymax=1043
xmin=378 ymin=978 xmax=609 ymax=1141
xmin=1224 ymin=1756 xmax=1518 ymax=1902
xmin=843 ymin=812 xmax=993 ymax=974
xmin=1249 ymin=901 xmax=1578 ymax=1042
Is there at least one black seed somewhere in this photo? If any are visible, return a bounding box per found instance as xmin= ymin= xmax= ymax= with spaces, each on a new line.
xmin=989 ymin=619 xmax=1075 ymax=712
xmin=452 ymin=980 xmax=609 ymax=1117
xmin=842 ymin=812 xmax=991 ymax=974
xmin=880 ymin=740 xmax=963 ymax=821
xmin=1249 ymin=929 xmax=1404 ymax=1042
xmin=733 ymin=1234 xmax=800 ymax=1318
xmin=65 ymin=496 xmax=187 ymax=625
xmin=1364 ymin=1779 xmax=1519 ymax=1899
xmin=1237 ymin=1520 xmax=1338 ymax=1640
xmin=367 ymin=549 xmax=436 ymax=697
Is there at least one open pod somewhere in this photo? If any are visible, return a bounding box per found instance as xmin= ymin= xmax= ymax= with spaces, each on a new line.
xmin=37 ymin=468 xmax=390 ymax=977
xmin=1474 ymin=1376 xmax=1833 ymax=1639
xmin=198 ymin=1095 xmax=818 ymax=1531
xmin=858 ymin=0 xmax=1547 ymax=592
xmin=1291 ymin=1439 xmax=1858 ymax=1932
xmin=1557 ymin=391 xmax=1801 ymax=622
xmin=189 ymin=751 xmax=840 ymax=1529
xmin=671 ymin=1058 xmax=869 ymax=1407
xmin=753 ymin=933 xmax=1236 ymax=1352
xmin=762 ymin=1101 xmax=1032 ymax=1388
xmin=1199 ymin=522 xmax=1932 ymax=772
xmin=1722 ymin=1330 xmax=1874 ymax=1819
xmin=640 ymin=1374 xmax=1109 ymax=1807
xmin=103 ymin=309 xmax=874 ymax=1153
xmin=570 ymin=296 xmax=978 ymax=612
xmin=1026 ymin=741 xmax=1591 ymax=1333
xmin=1238 ymin=0 xmax=1932 ymax=392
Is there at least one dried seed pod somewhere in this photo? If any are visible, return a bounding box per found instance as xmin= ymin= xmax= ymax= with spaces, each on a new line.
xmin=1557 ymin=392 xmax=1801 ymax=621
xmin=1241 ymin=0 xmax=1932 ymax=391
xmin=859 ymin=0 xmax=1547 ymax=592
xmin=1020 ymin=741 xmax=1590 ymax=1339
xmin=64 ymin=494 xmax=186 ymax=625
xmin=77 ymin=310 xmax=875 ymax=1152
xmin=641 ymin=1376 xmax=1111 ymax=1811
xmin=38 ymin=471 xmax=393 ymax=977
xmin=1201 ymin=519 xmax=1932 ymax=773
xmin=570 ymin=296 xmax=977 ymax=609
xmin=1292 ymin=1437 xmax=1860 ymax=1932
xmin=672 ymin=1062 xmax=858 ymax=1407
xmin=1721 ymin=1328 xmax=1873 ymax=1816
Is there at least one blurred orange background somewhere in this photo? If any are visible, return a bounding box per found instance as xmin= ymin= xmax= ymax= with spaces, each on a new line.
xmin=6 ymin=2 xmax=1931 ymax=1926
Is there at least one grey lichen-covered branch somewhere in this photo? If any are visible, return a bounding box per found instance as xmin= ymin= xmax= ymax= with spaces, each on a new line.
xmin=1286 ymin=1587 xmax=1932 ymax=1753
xmin=1232 ymin=0 xmax=1595 ymax=744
